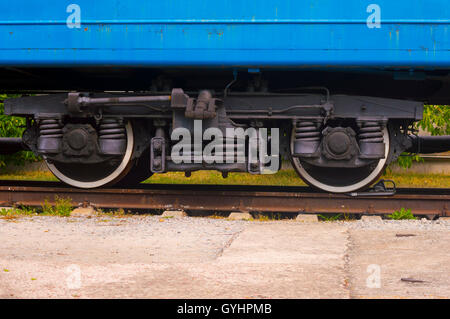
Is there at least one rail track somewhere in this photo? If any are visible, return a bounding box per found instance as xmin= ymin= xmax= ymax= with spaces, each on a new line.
xmin=0 ymin=180 xmax=448 ymax=217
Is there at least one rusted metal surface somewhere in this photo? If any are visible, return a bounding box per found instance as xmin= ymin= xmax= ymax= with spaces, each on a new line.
xmin=0 ymin=182 xmax=448 ymax=216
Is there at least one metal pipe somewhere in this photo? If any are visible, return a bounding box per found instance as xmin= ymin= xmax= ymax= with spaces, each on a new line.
xmin=78 ymin=95 xmax=171 ymax=106
xmin=407 ymin=135 xmax=450 ymax=154
xmin=0 ymin=137 xmax=27 ymax=154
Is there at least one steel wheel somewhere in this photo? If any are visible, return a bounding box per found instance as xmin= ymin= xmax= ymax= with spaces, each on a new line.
xmin=117 ymin=147 xmax=153 ymax=186
xmin=290 ymin=126 xmax=390 ymax=193
xmin=46 ymin=121 xmax=134 ymax=188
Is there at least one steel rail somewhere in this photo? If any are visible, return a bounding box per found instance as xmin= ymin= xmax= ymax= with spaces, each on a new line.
xmin=0 ymin=182 xmax=448 ymax=216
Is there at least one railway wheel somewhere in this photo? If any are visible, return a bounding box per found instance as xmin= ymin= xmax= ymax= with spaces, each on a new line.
xmin=46 ymin=121 xmax=135 ymax=189
xmin=117 ymin=147 xmax=153 ymax=186
xmin=290 ymin=126 xmax=390 ymax=193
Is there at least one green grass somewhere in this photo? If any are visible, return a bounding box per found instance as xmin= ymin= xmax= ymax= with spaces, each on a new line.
xmin=145 ymin=170 xmax=450 ymax=188
xmin=318 ymin=214 xmax=343 ymax=222
xmin=41 ymin=196 xmax=73 ymax=217
xmin=0 ymin=196 xmax=73 ymax=218
xmin=251 ymin=213 xmax=283 ymax=221
xmin=387 ymin=208 xmax=417 ymax=220
xmin=0 ymin=170 xmax=57 ymax=181
xmin=97 ymin=208 xmax=127 ymax=217
xmin=0 ymin=206 xmax=36 ymax=219
xmin=382 ymin=172 xmax=450 ymax=188
xmin=144 ymin=169 xmax=308 ymax=186
xmin=0 ymin=167 xmax=449 ymax=188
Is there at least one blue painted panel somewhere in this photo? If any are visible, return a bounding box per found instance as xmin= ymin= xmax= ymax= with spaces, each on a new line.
xmin=0 ymin=0 xmax=449 ymax=68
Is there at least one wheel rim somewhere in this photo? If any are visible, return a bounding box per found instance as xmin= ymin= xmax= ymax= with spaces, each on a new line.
xmin=46 ymin=121 xmax=134 ymax=189
xmin=290 ymin=126 xmax=390 ymax=193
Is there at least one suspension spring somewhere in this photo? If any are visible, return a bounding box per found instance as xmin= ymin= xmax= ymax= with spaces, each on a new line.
xmin=292 ymin=121 xmax=321 ymax=157
xmin=98 ymin=119 xmax=127 ymax=156
xmin=359 ymin=122 xmax=383 ymax=143
xmin=295 ymin=121 xmax=320 ymax=141
xmin=358 ymin=122 xmax=385 ymax=159
xmin=98 ymin=119 xmax=126 ymax=140
xmin=39 ymin=119 xmax=63 ymax=137
xmin=37 ymin=119 xmax=63 ymax=154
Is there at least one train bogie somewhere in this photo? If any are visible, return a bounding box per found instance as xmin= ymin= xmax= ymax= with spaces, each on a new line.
xmin=4 ymin=89 xmax=446 ymax=193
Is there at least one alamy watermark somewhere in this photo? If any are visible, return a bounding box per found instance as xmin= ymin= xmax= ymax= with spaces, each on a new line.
xmin=366 ymin=4 xmax=381 ymax=29
xmin=366 ymin=264 xmax=381 ymax=288
xmin=66 ymin=4 xmax=81 ymax=29
xmin=66 ymin=4 xmax=381 ymax=30
xmin=66 ymin=264 xmax=82 ymax=289
xmin=171 ymin=120 xmax=279 ymax=174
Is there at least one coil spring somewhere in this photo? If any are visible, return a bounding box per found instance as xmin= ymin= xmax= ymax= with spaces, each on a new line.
xmin=39 ymin=119 xmax=63 ymax=137
xmin=98 ymin=119 xmax=126 ymax=140
xmin=295 ymin=121 xmax=320 ymax=141
xmin=359 ymin=122 xmax=383 ymax=143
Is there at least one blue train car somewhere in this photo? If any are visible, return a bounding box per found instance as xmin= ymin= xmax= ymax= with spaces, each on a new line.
xmin=1 ymin=0 xmax=449 ymax=67
xmin=0 ymin=0 xmax=449 ymax=101
xmin=1 ymin=1 xmax=449 ymax=192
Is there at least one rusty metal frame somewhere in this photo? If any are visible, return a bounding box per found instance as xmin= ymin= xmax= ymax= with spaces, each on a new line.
xmin=0 ymin=182 xmax=448 ymax=216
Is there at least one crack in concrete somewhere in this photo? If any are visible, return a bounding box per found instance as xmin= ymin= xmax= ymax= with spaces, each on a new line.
xmin=213 ymin=227 xmax=245 ymax=260
xmin=342 ymin=227 xmax=353 ymax=299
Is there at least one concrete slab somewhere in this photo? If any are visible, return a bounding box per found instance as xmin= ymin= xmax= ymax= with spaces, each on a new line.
xmin=228 ymin=212 xmax=252 ymax=220
xmin=348 ymin=229 xmax=450 ymax=298
xmin=215 ymin=223 xmax=349 ymax=298
xmin=161 ymin=210 xmax=187 ymax=218
xmin=296 ymin=214 xmax=319 ymax=222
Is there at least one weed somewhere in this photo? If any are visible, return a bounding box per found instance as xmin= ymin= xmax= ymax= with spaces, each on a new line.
xmin=42 ymin=196 xmax=73 ymax=216
xmin=112 ymin=208 xmax=125 ymax=216
xmin=342 ymin=213 xmax=355 ymax=221
xmin=208 ymin=214 xmax=227 ymax=219
xmin=388 ymin=208 xmax=416 ymax=220
xmin=0 ymin=206 xmax=37 ymax=219
xmin=42 ymin=199 xmax=54 ymax=216
xmin=0 ymin=207 xmax=14 ymax=216
xmin=16 ymin=205 xmax=37 ymax=215
xmin=318 ymin=214 xmax=342 ymax=222
xmin=252 ymin=214 xmax=270 ymax=221
xmin=0 ymin=197 xmax=72 ymax=218
xmin=97 ymin=208 xmax=128 ymax=217
xmin=251 ymin=213 xmax=283 ymax=221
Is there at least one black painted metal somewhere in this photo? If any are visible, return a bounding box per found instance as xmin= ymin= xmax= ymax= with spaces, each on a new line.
xmin=5 ymin=91 xmax=422 ymax=120
xmin=0 ymin=137 xmax=27 ymax=154
xmin=292 ymin=120 xmax=321 ymax=157
xmin=98 ymin=119 xmax=126 ymax=156
xmin=37 ymin=119 xmax=63 ymax=154
xmin=407 ymin=135 xmax=450 ymax=154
